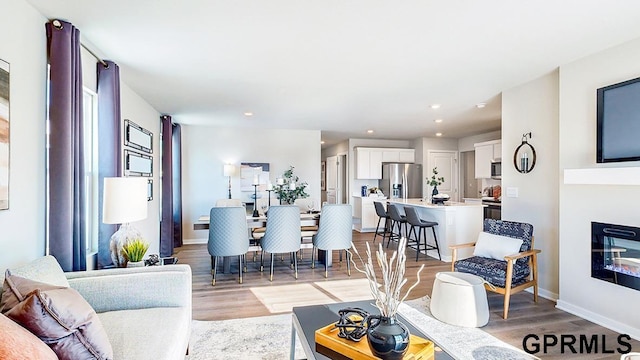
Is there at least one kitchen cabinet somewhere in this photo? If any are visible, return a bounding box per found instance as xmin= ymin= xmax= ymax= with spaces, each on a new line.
xmin=356 ymin=147 xmax=415 ymax=179
xmin=474 ymin=140 xmax=501 ymax=179
xmin=353 ymin=196 xmax=385 ymax=232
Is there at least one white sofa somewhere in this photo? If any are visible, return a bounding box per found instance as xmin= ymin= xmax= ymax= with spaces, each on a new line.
xmin=4 ymin=256 xmax=192 ymax=360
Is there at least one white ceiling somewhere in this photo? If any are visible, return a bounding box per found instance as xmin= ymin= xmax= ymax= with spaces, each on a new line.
xmin=25 ymin=0 xmax=640 ymax=146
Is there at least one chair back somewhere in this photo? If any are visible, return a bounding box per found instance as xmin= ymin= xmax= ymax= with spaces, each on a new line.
xmin=403 ymin=206 xmax=422 ymax=226
xmin=313 ymin=204 xmax=353 ymax=251
xmin=387 ymin=203 xmax=405 ymax=222
xmin=483 ymin=219 xmax=534 ymax=264
xmin=260 ymin=205 xmax=301 ymax=253
xmin=208 ymin=206 xmax=249 ymax=257
xmin=216 ymin=198 xmax=243 ymax=207
xmin=374 ymin=201 xmax=388 ymax=218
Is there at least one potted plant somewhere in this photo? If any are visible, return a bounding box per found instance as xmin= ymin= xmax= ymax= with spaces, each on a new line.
xmin=123 ymin=238 xmax=150 ymax=267
xmin=427 ymin=167 xmax=445 ymax=197
xmin=274 ymin=166 xmax=309 ymax=204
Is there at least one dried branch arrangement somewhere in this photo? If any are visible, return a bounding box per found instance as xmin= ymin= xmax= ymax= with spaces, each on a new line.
xmin=350 ymin=237 xmax=425 ymax=318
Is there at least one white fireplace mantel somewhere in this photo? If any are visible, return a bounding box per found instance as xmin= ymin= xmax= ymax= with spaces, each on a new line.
xmin=563 ymin=167 xmax=640 ymax=185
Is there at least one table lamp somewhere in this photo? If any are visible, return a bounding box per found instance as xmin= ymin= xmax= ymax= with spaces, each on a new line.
xmin=103 ymin=177 xmax=148 ymax=267
xmin=224 ymin=164 xmax=235 ymax=199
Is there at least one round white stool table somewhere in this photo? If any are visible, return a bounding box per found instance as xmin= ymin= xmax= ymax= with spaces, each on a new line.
xmin=430 ymin=271 xmax=490 ymax=327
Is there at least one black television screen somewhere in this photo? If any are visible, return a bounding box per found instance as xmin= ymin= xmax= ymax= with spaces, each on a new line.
xmin=597 ymin=76 xmax=640 ymax=163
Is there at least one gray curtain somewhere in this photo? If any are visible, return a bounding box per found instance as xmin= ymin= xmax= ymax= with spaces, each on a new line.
xmin=97 ymin=60 xmax=122 ymax=268
xmin=46 ymin=20 xmax=86 ymax=271
xmin=160 ymin=115 xmax=174 ymax=257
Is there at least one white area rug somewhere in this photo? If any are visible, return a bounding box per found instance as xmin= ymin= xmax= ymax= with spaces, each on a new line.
xmin=314 ymin=278 xmax=374 ymax=302
xmin=249 ymin=283 xmax=335 ymax=313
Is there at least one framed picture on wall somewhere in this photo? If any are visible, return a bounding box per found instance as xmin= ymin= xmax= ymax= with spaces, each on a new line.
xmin=124 ymin=119 xmax=153 ymax=154
xmin=125 ymin=149 xmax=153 ymax=177
xmin=321 ymin=161 xmax=326 ymax=191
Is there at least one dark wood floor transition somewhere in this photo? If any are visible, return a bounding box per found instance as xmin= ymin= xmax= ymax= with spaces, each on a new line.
xmin=174 ymin=230 xmax=638 ymax=359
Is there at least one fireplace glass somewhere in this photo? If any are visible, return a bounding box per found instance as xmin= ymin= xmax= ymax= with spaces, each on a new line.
xmin=592 ymin=222 xmax=640 ymax=291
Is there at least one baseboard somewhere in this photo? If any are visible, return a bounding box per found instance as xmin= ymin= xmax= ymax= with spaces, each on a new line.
xmin=183 ymin=238 xmax=207 ymax=245
xmin=524 ymin=287 xmax=558 ymax=301
xmin=556 ymin=300 xmax=640 ymax=341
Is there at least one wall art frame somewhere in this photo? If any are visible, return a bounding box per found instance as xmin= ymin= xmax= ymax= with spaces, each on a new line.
xmin=321 ymin=161 xmax=326 ymax=191
xmin=0 ymin=59 xmax=10 ymax=210
xmin=125 ymin=149 xmax=153 ymax=177
xmin=124 ymin=119 xmax=153 ymax=154
xmin=147 ymin=178 xmax=153 ymax=201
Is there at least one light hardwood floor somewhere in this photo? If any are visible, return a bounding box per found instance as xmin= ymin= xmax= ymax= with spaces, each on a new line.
xmin=175 ymin=231 xmax=639 ymax=359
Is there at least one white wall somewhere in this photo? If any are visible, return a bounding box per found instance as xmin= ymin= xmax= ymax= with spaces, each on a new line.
xmin=557 ymin=38 xmax=640 ymax=338
xmin=458 ymin=130 xmax=502 ymax=153
xmin=502 ymin=70 xmax=560 ymax=301
xmin=0 ymin=0 xmax=47 ymax=271
xmin=182 ymin=126 xmax=321 ymax=242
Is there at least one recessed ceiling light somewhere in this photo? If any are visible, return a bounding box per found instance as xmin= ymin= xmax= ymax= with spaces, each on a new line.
xmin=435 ymin=132 xmax=443 ymax=137
xmin=320 ymin=140 xmax=325 ymax=144
xmin=434 ymin=119 xmax=443 ymax=123
xmin=367 ymin=130 xmax=374 ymax=134
xmin=476 ymin=103 xmax=486 ymax=109
xmin=430 ymin=104 xmax=441 ymax=109
xmin=244 ymin=112 xmax=253 ymax=116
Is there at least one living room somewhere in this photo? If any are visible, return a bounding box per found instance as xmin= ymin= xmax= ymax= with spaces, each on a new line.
xmin=2 ymin=0 xmax=640 ymax=359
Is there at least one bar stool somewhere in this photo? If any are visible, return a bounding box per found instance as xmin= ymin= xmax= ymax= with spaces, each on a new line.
xmin=386 ymin=203 xmax=408 ymax=248
xmin=404 ymin=206 xmax=440 ymax=261
xmin=373 ymin=201 xmax=391 ymax=244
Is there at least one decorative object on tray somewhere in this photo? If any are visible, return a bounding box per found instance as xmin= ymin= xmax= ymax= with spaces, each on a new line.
xmin=426 ymin=167 xmax=445 ymax=200
xmin=431 ymin=193 xmax=450 ymax=205
xmin=274 ymin=165 xmax=309 ymax=204
xmin=350 ymin=237 xmax=425 ymax=359
xmin=123 ymin=238 xmax=149 ymax=267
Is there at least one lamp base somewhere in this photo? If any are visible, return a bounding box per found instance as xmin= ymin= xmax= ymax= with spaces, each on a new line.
xmin=109 ymin=223 xmax=142 ymax=267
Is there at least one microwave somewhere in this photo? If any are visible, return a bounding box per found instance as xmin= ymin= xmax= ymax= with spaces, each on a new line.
xmin=491 ymin=161 xmax=501 ymax=179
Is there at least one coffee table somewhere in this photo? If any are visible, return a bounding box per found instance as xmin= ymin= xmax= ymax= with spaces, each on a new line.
xmin=291 ymin=300 xmax=454 ymax=360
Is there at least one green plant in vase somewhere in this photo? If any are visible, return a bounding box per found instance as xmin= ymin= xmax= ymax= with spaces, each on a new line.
xmin=122 ymin=238 xmax=149 ymax=267
xmin=427 ymin=167 xmax=445 ymax=197
xmin=275 ymin=166 xmax=309 ymax=204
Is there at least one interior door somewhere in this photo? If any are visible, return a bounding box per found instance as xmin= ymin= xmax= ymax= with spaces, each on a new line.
xmin=427 ymin=150 xmax=458 ymax=201
xmin=326 ymin=156 xmax=338 ymax=204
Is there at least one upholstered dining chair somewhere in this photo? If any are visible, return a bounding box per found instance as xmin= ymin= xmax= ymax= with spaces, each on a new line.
xmin=311 ymin=204 xmax=353 ymax=278
xmin=259 ymin=205 xmax=301 ymax=281
xmin=208 ymin=206 xmax=250 ymax=285
xmin=449 ymin=219 xmax=541 ymax=319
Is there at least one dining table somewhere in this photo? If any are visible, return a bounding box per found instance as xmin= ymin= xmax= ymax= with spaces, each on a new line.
xmin=193 ymin=212 xmax=333 ymax=273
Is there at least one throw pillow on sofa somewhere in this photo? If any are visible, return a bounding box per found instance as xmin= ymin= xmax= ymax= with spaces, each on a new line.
xmin=1 ymin=272 xmax=113 ymax=360
xmin=0 ymin=312 xmax=58 ymax=360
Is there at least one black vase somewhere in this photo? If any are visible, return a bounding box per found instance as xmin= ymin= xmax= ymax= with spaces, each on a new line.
xmin=432 ymin=186 xmax=439 ymax=197
xmin=366 ymin=315 xmax=410 ymax=360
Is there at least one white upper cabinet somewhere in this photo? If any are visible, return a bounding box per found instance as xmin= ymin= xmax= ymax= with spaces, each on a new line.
xmin=474 ymin=140 xmax=501 ymax=179
xmin=356 ymin=147 xmax=415 ymax=179
xmin=399 ymin=149 xmax=415 ymax=163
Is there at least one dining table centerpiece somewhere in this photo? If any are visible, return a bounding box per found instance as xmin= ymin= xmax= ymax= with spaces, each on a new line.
xmin=350 ymin=237 xmax=425 ymax=359
xmin=274 ymin=166 xmax=309 ymax=204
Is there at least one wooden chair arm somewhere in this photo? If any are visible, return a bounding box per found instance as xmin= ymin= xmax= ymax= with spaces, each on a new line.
xmin=449 ymin=242 xmax=476 ymax=250
xmin=504 ymin=249 xmax=541 ymax=261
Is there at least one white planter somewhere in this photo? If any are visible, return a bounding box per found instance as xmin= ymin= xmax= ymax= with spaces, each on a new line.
xmin=127 ymin=261 xmax=145 ymax=268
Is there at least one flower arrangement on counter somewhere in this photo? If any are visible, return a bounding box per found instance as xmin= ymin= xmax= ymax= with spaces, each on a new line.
xmin=427 ymin=167 xmax=445 ymax=187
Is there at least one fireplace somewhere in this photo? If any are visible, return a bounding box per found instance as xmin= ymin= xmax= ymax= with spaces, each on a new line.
xmin=592 ymin=222 xmax=640 ymax=291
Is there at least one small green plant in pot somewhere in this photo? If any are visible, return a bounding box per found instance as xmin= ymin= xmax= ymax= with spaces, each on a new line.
xmin=123 ymin=238 xmax=149 ymax=267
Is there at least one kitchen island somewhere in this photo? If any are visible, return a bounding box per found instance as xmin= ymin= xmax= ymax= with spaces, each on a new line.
xmin=386 ymin=198 xmax=484 ymax=262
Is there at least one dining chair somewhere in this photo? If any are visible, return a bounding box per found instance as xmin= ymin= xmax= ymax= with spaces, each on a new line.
xmin=215 ymin=198 xmax=243 ymax=207
xmin=207 ymin=206 xmax=250 ymax=285
xmin=259 ymin=205 xmax=302 ymax=281
xmin=311 ymin=204 xmax=353 ymax=277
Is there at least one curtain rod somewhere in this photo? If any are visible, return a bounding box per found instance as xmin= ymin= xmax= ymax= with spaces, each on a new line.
xmin=51 ymin=19 xmax=109 ymax=68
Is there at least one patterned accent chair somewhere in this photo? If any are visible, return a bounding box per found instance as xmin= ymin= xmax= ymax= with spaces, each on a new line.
xmin=208 ymin=206 xmax=250 ymax=286
xmin=311 ymin=204 xmax=353 ymax=277
xmin=450 ymin=219 xmax=541 ymax=319
xmin=260 ymin=205 xmax=302 ymax=281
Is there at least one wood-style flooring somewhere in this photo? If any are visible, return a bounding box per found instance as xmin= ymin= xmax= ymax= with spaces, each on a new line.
xmin=174 ymin=231 xmax=639 ymax=359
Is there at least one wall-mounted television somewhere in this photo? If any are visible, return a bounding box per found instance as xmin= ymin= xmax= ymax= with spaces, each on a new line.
xmin=597 ymin=76 xmax=640 ymax=163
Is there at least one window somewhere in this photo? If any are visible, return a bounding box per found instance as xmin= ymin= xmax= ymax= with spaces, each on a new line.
xmin=83 ymin=88 xmax=98 ymax=253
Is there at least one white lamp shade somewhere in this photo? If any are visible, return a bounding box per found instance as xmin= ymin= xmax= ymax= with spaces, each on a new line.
xmin=223 ymin=164 xmax=235 ymax=176
xmin=103 ymin=177 xmax=148 ymax=224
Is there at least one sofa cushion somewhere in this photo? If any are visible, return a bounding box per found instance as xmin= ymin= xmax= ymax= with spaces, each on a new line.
xmin=6 ymin=255 xmax=69 ymax=288
xmin=0 ymin=312 xmax=58 ymax=360
xmin=0 ymin=274 xmax=113 ymax=360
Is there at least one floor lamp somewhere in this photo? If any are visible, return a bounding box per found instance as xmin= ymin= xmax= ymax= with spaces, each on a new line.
xmin=103 ymin=177 xmax=148 ymax=267
xmin=224 ymin=164 xmax=235 ymax=199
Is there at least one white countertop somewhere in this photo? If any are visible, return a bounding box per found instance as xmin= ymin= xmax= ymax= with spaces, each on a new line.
xmin=387 ymin=198 xmax=485 ymax=209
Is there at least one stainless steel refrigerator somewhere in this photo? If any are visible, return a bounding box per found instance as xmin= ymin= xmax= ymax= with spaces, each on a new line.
xmin=380 ymin=163 xmax=423 ymax=199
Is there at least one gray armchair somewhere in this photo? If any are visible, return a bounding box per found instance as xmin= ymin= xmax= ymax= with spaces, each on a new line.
xmin=450 ymin=219 xmax=541 ymax=319
xmin=260 ymin=205 xmax=301 ymax=281
xmin=311 ymin=204 xmax=353 ymax=277
xmin=208 ymin=206 xmax=250 ymax=285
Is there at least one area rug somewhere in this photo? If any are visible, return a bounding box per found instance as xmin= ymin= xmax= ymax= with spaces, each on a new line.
xmin=186 ymin=297 xmax=538 ymax=360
